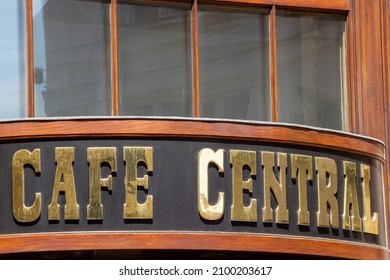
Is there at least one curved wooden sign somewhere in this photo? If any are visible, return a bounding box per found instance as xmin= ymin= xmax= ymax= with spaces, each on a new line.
xmin=0 ymin=119 xmax=388 ymax=259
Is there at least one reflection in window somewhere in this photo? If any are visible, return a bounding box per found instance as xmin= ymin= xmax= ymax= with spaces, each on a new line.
xmin=0 ymin=1 xmax=26 ymax=119
xmin=277 ymin=13 xmax=346 ymax=130
xmin=118 ymin=3 xmax=192 ymax=116
xmin=199 ymin=10 xmax=270 ymax=121
xmin=33 ymin=0 xmax=111 ymax=117
xmin=0 ymin=1 xmax=348 ymax=131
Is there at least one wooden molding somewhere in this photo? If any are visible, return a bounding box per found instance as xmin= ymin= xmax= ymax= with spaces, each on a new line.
xmin=0 ymin=119 xmax=385 ymax=161
xmin=0 ymin=231 xmax=388 ymax=259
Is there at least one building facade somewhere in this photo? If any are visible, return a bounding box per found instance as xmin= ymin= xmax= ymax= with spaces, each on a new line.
xmin=0 ymin=0 xmax=389 ymax=259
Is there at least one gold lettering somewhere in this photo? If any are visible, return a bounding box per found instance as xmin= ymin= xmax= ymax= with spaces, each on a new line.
xmin=230 ymin=150 xmax=257 ymax=222
xmin=48 ymin=147 xmax=79 ymax=220
xmin=262 ymin=152 xmax=288 ymax=224
xmin=197 ymin=148 xmax=224 ymax=220
xmin=87 ymin=147 xmax=117 ymax=220
xmin=123 ymin=147 xmax=153 ymax=219
xmin=291 ymin=154 xmax=312 ymax=226
xmin=342 ymin=161 xmax=362 ymax=231
xmin=316 ymin=157 xmax=339 ymax=228
xmin=361 ymin=164 xmax=379 ymax=235
xmin=12 ymin=149 xmax=42 ymax=223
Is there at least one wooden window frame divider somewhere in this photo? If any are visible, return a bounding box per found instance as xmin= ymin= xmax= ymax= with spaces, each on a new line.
xmin=192 ymin=0 xmax=201 ymax=117
xmin=26 ymin=0 xmax=34 ymax=118
xmin=270 ymin=5 xmax=278 ymax=122
xmin=111 ymin=0 xmax=120 ymax=116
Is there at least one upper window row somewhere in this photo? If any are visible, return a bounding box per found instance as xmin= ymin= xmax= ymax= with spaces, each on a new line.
xmin=0 ymin=0 xmax=347 ymax=130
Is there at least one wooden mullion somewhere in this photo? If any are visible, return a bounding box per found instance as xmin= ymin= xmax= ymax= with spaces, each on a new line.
xmin=345 ymin=8 xmax=355 ymax=133
xmin=26 ymin=0 xmax=34 ymax=117
xmin=270 ymin=5 xmax=278 ymax=122
xmin=192 ymin=0 xmax=200 ymax=117
xmin=111 ymin=0 xmax=119 ymax=116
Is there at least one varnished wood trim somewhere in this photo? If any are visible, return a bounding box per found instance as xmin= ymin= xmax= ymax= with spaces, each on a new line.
xmin=119 ymin=0 xmax=192 ymax=7
xmin=199 ymin=0 xmax=350 ymax=11
xmin=192 ymin=0 xmax=200 ymax=117
xmin=0 ymin=232 xmax=388 ymax=259
xmin=111 ymin=0 xmax=119 ymax=116
xmin=379 ymin=0 xmax=390 ymax=249
xmin=270 ymin=6 xmax=278 ymax=122
xmin=353 ymin=0 xmax=365 ymax=134
xmin=119 ymin=0 xmax=350 ymax=11
xmin=26 ymin=0 xmax=34 ymax=117
xmin=0 ymin=119 xmax=385 ymax=161
xmin=346 ymin=4 xmax=357 ymax=133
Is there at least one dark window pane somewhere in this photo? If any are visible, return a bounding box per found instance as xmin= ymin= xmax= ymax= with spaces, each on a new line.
xmin=277 ymin=13 xmax=346 ymax=130
xmin=118 ymin=3 xmax=192 ymax=117
xmin=34 ymin=0 xmax=111 ymax=117
xmin=199 ymin=10 xmax=270 ymax=121
xmin=0 ymin=1 xmax=26 ymax=119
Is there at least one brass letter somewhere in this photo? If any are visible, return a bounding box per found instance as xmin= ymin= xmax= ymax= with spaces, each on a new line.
xmin=342 ymin=161 xmax=362 ymax=231
xmin=197 ymin=148 xmax=224 ymax=220
xmin=316 ymin=157 xmax=339 ymax=228
xmin=262 ymin=152 xmax=289 ymax=224
xmin=230 ymin=150 xmax=257 ymax=222
xmin=87 ymin=147 xmax=117 ymax=220
xmin=48 ymin=147 xmax=79 ymax=220
xmin=123 ymin=147 xmax=153 ymax=219
xmin=361 ymin=164 xmax=379 ymax=235
xmin=12 ymin=149 xmax=42 ymax=223
xmin=291 ymin=154 xmax=312 ymax=226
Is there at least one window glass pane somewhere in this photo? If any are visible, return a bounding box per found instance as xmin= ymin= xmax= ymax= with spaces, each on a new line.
xmin=277 ymin=13 xmax=346 ymax=130
xmin=0 ymin=1 xmax=26 ymax=119
xmin=199 ymin=10 xmax=270 ymax=121
xmin=33 ymin=0 xmax=111 ymax=117
xmin=118 ymin=3 xmax=192 ymax=117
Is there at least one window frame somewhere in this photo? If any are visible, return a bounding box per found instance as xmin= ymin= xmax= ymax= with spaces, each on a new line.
xmin=25 ymin=0 xmax=351 ymax=128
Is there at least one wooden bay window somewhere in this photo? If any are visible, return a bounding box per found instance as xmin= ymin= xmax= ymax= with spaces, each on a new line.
xmin=19 ymin=0 xmax=349 ymax=131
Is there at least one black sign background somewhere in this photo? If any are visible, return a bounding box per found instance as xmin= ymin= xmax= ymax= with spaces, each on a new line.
xmin=0 ymin=138 xmax=386 ymax=247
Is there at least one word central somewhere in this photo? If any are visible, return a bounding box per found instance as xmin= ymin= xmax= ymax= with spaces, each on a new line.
xmin=198 ymin=149 xmax=379 ymax=235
